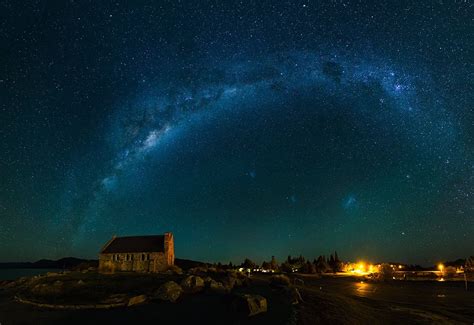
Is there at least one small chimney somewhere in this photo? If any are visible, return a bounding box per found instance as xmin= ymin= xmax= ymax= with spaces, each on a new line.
xmin=163 ymin=232 xmax=174 ymax=265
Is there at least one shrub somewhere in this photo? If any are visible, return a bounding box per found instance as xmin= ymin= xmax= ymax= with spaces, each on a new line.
xmin=443 ymin=266 xmax=457 ymax=278
xmin=376 ymin=263 xmax=394 ymax=281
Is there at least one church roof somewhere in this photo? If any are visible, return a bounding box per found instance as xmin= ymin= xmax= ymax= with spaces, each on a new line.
xmin=101 ymin=235 xmax=165 ymax=254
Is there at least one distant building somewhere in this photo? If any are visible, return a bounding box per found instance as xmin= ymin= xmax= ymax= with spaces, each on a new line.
xmin=99 ymin=233 xmax=174 ymax=273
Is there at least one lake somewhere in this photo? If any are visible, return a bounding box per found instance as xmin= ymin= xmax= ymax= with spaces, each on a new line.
xmin=0 ymin=268 xmax=60 ymax=280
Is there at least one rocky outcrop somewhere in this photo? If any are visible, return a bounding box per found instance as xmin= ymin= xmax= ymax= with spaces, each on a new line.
xmin=232 ymin=294 xmax=268 ymax=316
xmin=154 ymin=281 xmax=183 ymax=302
xmin=180 ymin=275 xmax=205 ymax=293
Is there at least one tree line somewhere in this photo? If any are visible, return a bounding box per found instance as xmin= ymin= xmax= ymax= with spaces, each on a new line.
xmin=211 ymin=251 xmax=344 ymax=274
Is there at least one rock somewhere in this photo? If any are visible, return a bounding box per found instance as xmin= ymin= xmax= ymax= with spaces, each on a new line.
xmin=188 ymin=266 xmax=208 ymax=275
xmin=154 ymin=281 xmax=183 ymax=303
xmin=222 ymin=275 xmax=243 ymax=291
xmin=232 ymin=294 xmax=267 ymax=317
xmin=167 ymin=265 xmax=184 ymax=275
xmin=103 ymin=293 xmax=128 ymax=304
xmin=128 ymin=294 xmax=147 ymax=307
xmin=181 ymin=275 xmax=205 ymax=293
xmin=209 ymin=280 xmax=229 ymax=294
xmin=204 ymin=276 xmax=214 ymax=286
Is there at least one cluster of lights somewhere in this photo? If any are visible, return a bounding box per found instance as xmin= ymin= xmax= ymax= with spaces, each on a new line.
xmin=344 ymin=261 xmax=405 ymax=276
xmin=344 ymin=262 xmax=377 ymax=275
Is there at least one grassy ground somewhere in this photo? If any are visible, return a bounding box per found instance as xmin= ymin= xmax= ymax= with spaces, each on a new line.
xmin=15 ymin=271 xmax=184 ymax=304
xmin=1 ymin=272 xmax=473 ymax=324
xmin=0 ymin=272 xmax=293 ymax=325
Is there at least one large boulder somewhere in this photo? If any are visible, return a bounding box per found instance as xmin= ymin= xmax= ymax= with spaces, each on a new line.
xmin=232 ymin=294 xmax=268 ymax=317
xmin=164 ymin=265 xmax=184 ymax=275
xmin=128 ymin=294 xmax=147 ymax=307
xmin=222 ymin=275 xmax=243 ymax=291
xmin=204 ymin=276 xmax=214 ymax=287
xmin=209 ymin=279 xmax=229 ymax=294
xmin=181 ymin=275 xmax=205 ymax=293
xmin=154 ymin=281 xmax=183 ymax=303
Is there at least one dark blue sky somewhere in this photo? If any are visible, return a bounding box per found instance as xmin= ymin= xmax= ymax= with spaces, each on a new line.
xmin=1 ymin=1 xmax=472 ymax=265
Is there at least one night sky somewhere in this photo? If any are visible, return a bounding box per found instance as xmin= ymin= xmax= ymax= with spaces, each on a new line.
xmin=1 ymin=1 xmax=472 ymax=265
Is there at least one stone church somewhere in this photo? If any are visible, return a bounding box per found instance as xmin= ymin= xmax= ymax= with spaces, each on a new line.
xmin=99 ymin=233 xmax=174 ymax=273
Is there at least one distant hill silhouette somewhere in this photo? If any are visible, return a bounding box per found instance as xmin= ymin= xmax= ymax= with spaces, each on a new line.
xmin=174 ymin=258 xmax=208 ymax=270
xmin=0 ymin=257 xmax=96 ymax=269
xmin=0 ymin=257 xmax=206 ymax=270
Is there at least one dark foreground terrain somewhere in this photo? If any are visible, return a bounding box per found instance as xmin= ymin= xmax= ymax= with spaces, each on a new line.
xmin=0 ymin=271 xmax=473 ymax=324
xmin=294 ymin=275 xmax=474 ymax=324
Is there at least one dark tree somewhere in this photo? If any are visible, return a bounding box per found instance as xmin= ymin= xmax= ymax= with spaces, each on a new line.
xmin=315 ymin=256 xmax=331 ymax=273
xmin=301 ymin=261 xmax=316 ymax=274
xmin=270 ymin=256 xmax=279 ymax=270
xmin=280 ymin=261 xmax=293 ymax=273
xmin=242 ymin=258 xmax=256 ymax=269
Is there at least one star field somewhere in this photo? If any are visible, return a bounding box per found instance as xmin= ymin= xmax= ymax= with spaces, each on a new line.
xmin=0 ymin=1 xmax=472 ymax=265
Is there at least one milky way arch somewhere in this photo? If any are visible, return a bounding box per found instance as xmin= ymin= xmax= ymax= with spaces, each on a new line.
xmin=61 ymin=50 xmax=464 ymax=259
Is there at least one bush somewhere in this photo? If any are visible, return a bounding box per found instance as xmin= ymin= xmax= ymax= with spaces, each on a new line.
xmin=376 ymin=263 xmax=394 ymax=281
xmin=443 ymin=266 xmax=457 ymax=278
